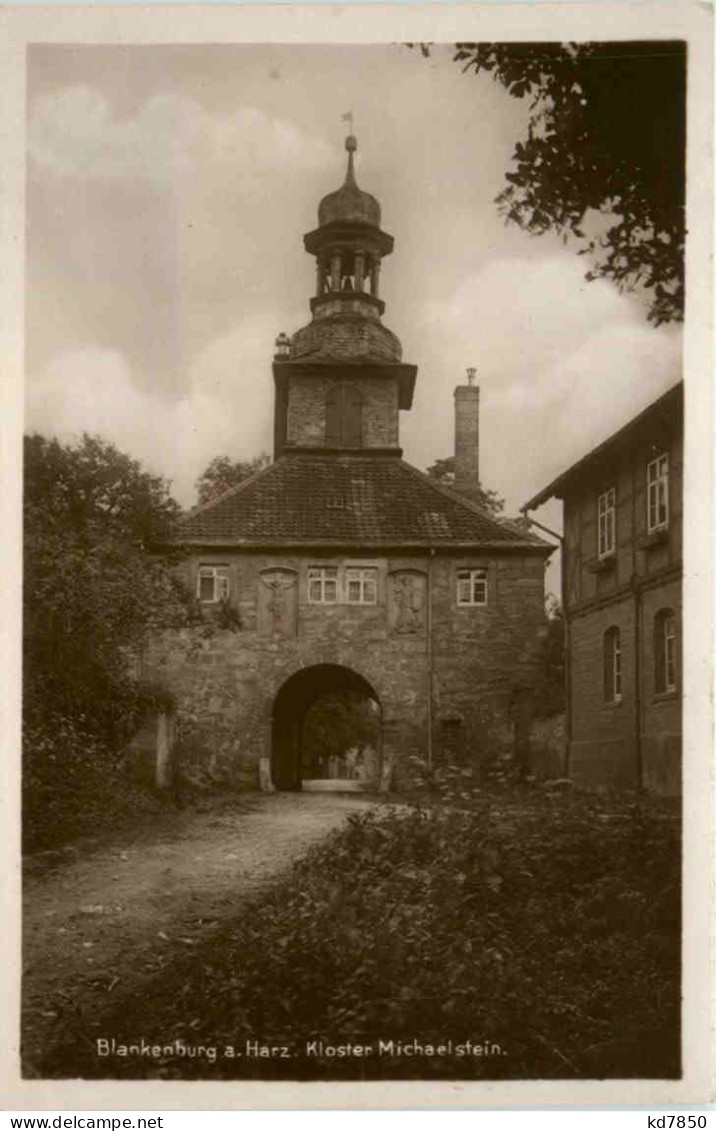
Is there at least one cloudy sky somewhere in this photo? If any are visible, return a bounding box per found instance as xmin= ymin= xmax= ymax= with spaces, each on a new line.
xmin=26 ymin=43 xmax=682 ymax=542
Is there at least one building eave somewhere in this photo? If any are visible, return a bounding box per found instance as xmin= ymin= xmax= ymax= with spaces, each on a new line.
xmin=522 ymin=381 xmax=683 ymax=511
xmin=273 ymin=359 xmax=417 ymax=409
xmin=160 ymin=538 xmax=553 ymax=555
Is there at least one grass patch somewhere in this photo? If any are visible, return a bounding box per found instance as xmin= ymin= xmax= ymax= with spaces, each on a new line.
xmin=36 ymin=789 xmax=680 ymax=1081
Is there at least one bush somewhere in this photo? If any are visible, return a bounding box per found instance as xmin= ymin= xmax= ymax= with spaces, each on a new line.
xmin=39 ymin=791 xmax=681 ymax=1080
xmin=22 ymin=709 xmax=169 ymax=853
xmin=23 ymin=432 xmax=191 ymax=850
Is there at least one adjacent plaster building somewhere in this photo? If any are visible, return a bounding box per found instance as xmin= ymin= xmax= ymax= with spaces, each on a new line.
xmin=523 ymin=382 xmax=683 ymax=795
xmin=147 ymin=136 xmax=551 ymax=792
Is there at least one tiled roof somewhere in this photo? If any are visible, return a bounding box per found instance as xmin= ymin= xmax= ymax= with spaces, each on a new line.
xmin=174 ymin=455 xmax=551 ymax=551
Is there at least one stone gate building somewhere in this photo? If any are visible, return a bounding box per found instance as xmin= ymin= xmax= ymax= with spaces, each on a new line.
xmin=147 ymin=136 xmax=552 ymax=792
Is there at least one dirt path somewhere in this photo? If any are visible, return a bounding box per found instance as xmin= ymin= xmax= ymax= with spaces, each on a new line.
xmin=22 ymin=792 xmax=376 ymax=1073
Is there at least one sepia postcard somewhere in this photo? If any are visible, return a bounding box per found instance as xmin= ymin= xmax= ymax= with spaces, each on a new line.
xmin=1 ymin=0 xmax=713 ymax=1111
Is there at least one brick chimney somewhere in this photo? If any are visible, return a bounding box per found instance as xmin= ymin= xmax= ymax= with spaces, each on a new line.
xmin=454 ymin=367 xmax=480 ymax=497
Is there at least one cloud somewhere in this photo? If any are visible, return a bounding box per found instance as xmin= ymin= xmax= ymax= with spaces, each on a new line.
xmin=26 ymin=347 xmax=166 ymax=469
xmin=400 ymin=250 xmax=681 ymax=601
xmin=402 ymin=252 xmax=682 ymax=515
xmin=423 ymin=253 xmax=640 ymax=375
xmin=26 ymin=87 xmax=325 ymax=398
xmin=28 ymin=87 xmax=334 ymax=185
xmin=26 ymin=257 xmax=677 ymax=516
xmin=25 ymin=57 xmax=684 ymax=538
xmin=25 ymin=329 xmax=277 ymax=507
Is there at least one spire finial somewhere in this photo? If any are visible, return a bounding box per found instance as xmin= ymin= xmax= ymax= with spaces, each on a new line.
xmin=467 ymin=367 xmax=477 ymax=386
xmin=340 ymin=112 xmax=357 ymax=185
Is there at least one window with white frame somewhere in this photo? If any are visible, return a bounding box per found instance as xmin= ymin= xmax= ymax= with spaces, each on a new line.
xmin=598 ymin=488 xmax=616 ymax=558
xmin=308 ymin=566 xmax=338 ymax=604
xmin=197 ymin=564 xmax=230 ymax=603
xmin=647 ymin=453 xmax=669 ymax=532
xmin=654 ymin=608 xmax=677 ymax=694
xmin=457 ymin=568 xmax=488 ymax=607
xmin=345 ymin=567 xmax=378 ymax=605
xmin=603 ymin=626 xmax=622 ymax=703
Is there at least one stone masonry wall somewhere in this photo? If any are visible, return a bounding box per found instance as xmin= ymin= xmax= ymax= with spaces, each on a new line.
xmin=569 ymin=596 xmax=638 ymax=789
xmin=143 ymin=550 xmax=547 ymax=791
xmin=286 ymin=374 xmax=399 ymax=448
xmin=430 ymin=554 xmax=546 ymax=771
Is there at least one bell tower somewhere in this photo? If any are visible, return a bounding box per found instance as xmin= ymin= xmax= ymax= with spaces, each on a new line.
xmin=273 ymin=135 xmax=417 ymax=458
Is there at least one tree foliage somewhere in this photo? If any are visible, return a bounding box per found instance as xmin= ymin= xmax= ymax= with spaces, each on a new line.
xmin=195 ymin=453 xmax=271 ymax=507
xmin=301 ymin=693 xmax=381 ymax=779
xmin=425 ymin=455 xmax=505 ymax=517
xmin=23 ymin=434 xmax=190 ymax=848
xmin=24 ymin=432 xmax=187 ymax=724
xmin=449 ymin=41 xmax=686 ymax=325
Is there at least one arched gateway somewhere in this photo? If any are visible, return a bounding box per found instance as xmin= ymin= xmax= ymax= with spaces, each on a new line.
xmin=271 ymin=664 xmax=382 ymax=792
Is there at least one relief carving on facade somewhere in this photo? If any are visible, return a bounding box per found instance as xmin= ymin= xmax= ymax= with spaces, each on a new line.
xmin=258 ymin=569 xmax=298 ymax=639
xmin=388 ymin=570 xmax=426 ymax=635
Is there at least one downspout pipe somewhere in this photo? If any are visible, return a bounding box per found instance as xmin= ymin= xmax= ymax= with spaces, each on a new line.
xmin=630 ymin=456 xmax=643 ymax=790
xmin=633 ymin=576 xmax=643 ymax=790
xmin=426 ymin=547 xmax=435 ymax=775
xmin=520 ymin=507 xmax=570 ymax=776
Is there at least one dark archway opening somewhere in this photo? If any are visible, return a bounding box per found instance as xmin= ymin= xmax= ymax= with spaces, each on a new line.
xmin=271 ymin=664 xmax=381 ymax=791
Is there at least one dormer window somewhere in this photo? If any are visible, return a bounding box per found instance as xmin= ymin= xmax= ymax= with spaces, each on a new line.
xmin=647 ymin=454 xmax=669 ymax=532
xmin=598 ymin=488 xmax=616 ymax=558
xmin=197 ymin=565 xmax=230 ymax=604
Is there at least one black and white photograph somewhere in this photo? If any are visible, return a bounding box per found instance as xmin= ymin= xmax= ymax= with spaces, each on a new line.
xmin=6 ymin=3 xmax=712 ymax=1107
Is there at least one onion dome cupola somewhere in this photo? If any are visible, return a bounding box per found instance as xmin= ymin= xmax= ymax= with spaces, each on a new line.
xmin=317 ymin=134 xmax=382 ymax=228
xmin=273 ymin=135 xmax=417 ymax=459
xmin=294 ymin=135 xmax=401 ymax=364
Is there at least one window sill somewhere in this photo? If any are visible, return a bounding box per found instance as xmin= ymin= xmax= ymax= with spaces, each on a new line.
xmin=653 ymin=689 xmax=679 ymax=703
xmin=587 ymin=554 xmax=616 ymax=574
xmin=603 ymin=698 xmax=623 ymax=709
xmin=638 ymin=527 xmax=669 ymax=550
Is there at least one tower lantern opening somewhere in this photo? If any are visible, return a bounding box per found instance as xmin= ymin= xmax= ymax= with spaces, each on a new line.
xmin=272 ymin=134 xmax=417 ymax=458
